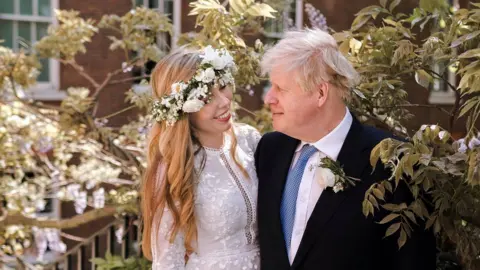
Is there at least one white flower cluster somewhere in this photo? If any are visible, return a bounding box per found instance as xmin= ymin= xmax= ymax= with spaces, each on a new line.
xmin=151 ymin=45 xmax=236 ymax=126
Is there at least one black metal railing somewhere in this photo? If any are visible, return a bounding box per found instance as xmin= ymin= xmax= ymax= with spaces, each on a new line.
xmin=45 ymin=215 xmax=140 ymax=270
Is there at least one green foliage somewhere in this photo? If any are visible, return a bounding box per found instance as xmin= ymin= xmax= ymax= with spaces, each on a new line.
xmin=99 ymin=6 xmax=172 ymax=63
xmin=91 ymin=252 xmax=151 ymax=270
xmin=181 ymin=0 xmax=275 ymax=87
xmin=35 ymin=10 xmax=98 ymax=60
xmin=337 ymin=0 xmax=480 ymax=266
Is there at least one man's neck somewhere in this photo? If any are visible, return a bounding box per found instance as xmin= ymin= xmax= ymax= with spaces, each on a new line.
xmin=297 ymin=106 xmax=347 ymax=143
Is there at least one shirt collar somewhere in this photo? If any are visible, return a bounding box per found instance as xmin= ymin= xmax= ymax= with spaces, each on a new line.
xmin=295 ymin=107 xmax=353 ymax=161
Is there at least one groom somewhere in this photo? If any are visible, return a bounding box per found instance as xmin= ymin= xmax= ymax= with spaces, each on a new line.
xmin=254 ymin=28 xmax=436 ymax=270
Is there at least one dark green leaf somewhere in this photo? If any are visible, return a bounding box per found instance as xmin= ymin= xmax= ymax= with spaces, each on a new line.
xmin=397 ymin=228 xmax=407 ymax=249
xmin=389 ymin=0 xmax=401 ymax=12
xmin=415 ymin=69 xmax=433 ymax=88
xmin=385 ymin=222 xmax=401 ymax=237
xmin=404 ymin=210 xmax=417 ymax=225
xmin=379 ymin=213 xmax=400 ymax=224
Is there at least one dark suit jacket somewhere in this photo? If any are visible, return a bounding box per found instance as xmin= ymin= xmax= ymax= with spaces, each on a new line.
xmin=254 ymin=117 xmax=436 ymax=270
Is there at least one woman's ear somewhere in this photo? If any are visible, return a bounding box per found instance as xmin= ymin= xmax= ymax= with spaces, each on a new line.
xmin=317 ymin=82 xmax=329 ymax=107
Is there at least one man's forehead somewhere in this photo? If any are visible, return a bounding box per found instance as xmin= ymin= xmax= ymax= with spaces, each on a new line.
xmin=270 ymin=64 xmax=295 ymax=85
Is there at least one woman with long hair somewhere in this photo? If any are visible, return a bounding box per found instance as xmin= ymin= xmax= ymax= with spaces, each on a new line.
xmin=141 ymin=45 xmax=261 ymax=269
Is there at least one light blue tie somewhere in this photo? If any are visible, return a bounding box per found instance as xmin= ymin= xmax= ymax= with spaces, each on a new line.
xmin=280 ymin=144 xmax=317 ymax=252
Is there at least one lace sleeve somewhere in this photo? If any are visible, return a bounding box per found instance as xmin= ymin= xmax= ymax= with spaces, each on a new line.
xmin=151 ymin=163 xmax=186 ymax=270
xmin=244 ymin=124 xmax=261 ymax=153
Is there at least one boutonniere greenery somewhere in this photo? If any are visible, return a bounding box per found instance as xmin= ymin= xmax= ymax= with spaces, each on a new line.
xmin=309 ymin=156 xmax=360 ymax=193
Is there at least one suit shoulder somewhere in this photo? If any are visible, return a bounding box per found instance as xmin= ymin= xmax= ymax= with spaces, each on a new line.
xmin=259 ymin=131 xmax=290 ymax=145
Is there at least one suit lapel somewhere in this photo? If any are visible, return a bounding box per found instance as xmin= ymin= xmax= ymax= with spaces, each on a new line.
xmin=271 ymin=135 xmax=300 ymax=210
xmin=291 ymin=117 xmax=371 ymax=269
xmin=267 ymin=135 xmax=299 ymax=261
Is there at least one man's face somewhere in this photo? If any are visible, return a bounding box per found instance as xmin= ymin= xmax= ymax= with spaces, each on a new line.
xmin=264 ymin=65 xmax=320 ymax=137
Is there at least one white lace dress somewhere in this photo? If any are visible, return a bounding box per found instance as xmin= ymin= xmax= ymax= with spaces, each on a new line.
xmin=151 ymin=124 xmax=261 ymax=270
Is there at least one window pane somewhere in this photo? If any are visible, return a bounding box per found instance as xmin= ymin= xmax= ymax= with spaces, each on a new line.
xmin=38 ymin=0 xmax=51 ymax=16
xmin=37 ymin=58 xmax=49 ymax=82
xmin=20 ymin=0 xmax=33 ymax=15
xmin=0 ymin=20 xmax=13 ymax=48
xmin=0 ymin=0 xmax=14 ymax=14
xmin=36 ymin=22 xmax=48 ymax=41
xmin=18 ymin=21 xmax=31 ymax=49
xmin=135 ymin=0 xmax=144 ymax=7
xmin=36 ymin=22 xmax=50 ymax=82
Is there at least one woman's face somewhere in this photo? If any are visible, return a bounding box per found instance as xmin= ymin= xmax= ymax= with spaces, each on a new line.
xmin=189 ymin=84 xmax=234 ymax=139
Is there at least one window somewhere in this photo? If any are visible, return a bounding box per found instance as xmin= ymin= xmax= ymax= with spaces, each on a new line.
xmin=131 ymin=0 xmax=180 ymax=93
xmin=262 ymin=0 xmax=303 ymax=97
xmin=428 ymin=0 xmax=459 ymax=105
xmin=0 ymin=0 xmax=64 ymax=100
xmin=263 ymin=0 xmax=303 ymax=41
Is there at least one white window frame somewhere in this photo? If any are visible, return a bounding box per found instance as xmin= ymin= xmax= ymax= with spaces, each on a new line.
xmin=263 ymin=0 xmax=303 ymax=39
xmin=132 ymin=0 xmax=181 ymax=94
xmin=0 ymin=0 xmax=65 ymax=100
xmin=428 ymin=0 xmax=459 ymax=105
xmin=428 ymin=63 xmax=456 ymax=105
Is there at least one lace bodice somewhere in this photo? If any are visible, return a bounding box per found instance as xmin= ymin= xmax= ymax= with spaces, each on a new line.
xmin=151 ymin=124 xmax=261 ymax=270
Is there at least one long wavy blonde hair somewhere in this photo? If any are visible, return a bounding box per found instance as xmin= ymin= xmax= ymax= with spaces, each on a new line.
xmin=141 ymin=46 xmax=248 ymax=260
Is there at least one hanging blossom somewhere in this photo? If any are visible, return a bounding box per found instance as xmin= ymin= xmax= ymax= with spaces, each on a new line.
xmin=33 ymin=227 xmax=67 ymax=261
xmin=305 ymin=3 xmax=328 ymax=32
xmin=93 ymin=187 xmax=105 ymax=209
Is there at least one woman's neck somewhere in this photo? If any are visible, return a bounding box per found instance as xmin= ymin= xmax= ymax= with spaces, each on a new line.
xmin=197 ymin=131 xmax=225 ymax=149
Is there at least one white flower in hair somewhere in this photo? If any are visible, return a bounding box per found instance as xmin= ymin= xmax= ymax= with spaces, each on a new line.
xmin=203 ymin=68 xmax=216 ymax=83
xmin=171 ymin=82 xmax=186 ymax=94
xmin=183 ymin=99 xmax=205 ymax=113
xmin=151 ymin=45 xmax=236 ymax=126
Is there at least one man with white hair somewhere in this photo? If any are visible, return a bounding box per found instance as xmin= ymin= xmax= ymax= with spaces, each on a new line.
xmin=254 ymin=28 xmax=436 ymax=270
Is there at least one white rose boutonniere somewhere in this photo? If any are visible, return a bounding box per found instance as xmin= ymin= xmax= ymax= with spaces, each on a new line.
xmin=310 ymin=157 xmax=360 ymax=193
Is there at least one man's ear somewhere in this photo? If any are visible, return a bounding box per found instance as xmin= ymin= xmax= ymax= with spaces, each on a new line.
xmin=317 ymin=82 xmax=329 ymax=107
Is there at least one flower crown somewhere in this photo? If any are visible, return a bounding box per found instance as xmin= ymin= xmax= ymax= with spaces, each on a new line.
xmin=151 ymin=46 xmax=236 ymax=126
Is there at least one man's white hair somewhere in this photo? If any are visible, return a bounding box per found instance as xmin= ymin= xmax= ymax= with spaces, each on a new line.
xmin=261 ymin=28 xmax=360 ymax=99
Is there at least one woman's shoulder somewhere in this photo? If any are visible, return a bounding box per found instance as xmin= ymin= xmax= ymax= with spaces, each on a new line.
xmin=233 ymin=123 xmax=261 ymax=152
xmin=233 ymin=123 xmax=261 ymax=139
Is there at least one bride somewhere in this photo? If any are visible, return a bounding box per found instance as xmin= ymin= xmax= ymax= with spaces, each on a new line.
xmin=140 ymin=45 xmax=261 ymax=269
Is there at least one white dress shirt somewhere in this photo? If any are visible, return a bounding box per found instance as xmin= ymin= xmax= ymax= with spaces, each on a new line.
xmin=287 ymin=107 xmax=353 ymax=263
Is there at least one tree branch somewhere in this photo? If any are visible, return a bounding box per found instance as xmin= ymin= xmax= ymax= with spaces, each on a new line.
xmin=0 ymin=207 xmax=123 ymax=229
xmin=108 ymin=75 xmax=151 ymax=85
xmin=97 ymin=105 xmax=137 ymax=120
xmin=61 ymin=59 xmax=100 ymax=89
xmin=378 ymin=104 xmax=454 ymax=117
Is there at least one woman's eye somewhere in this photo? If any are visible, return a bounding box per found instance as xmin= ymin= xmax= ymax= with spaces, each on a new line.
xmin=219 ymin=85 xmax=227 ymax=90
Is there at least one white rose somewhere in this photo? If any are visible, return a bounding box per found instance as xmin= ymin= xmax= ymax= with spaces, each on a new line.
xmin=202 ymin=68 xmax=216 ymax=83
xmin=194 ymin=70 xmax=205 ymax=82
xmin=200 ymin=45 xmax=217 ymax=63
xmin=182 ymin=99 xmax=205 ymax=113
xmin=316 ymin=167 xmax=335 ymax=189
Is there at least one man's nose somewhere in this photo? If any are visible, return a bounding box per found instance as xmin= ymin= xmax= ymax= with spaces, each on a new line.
xmin=264 ymin=88 xmax=277 ymax=105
